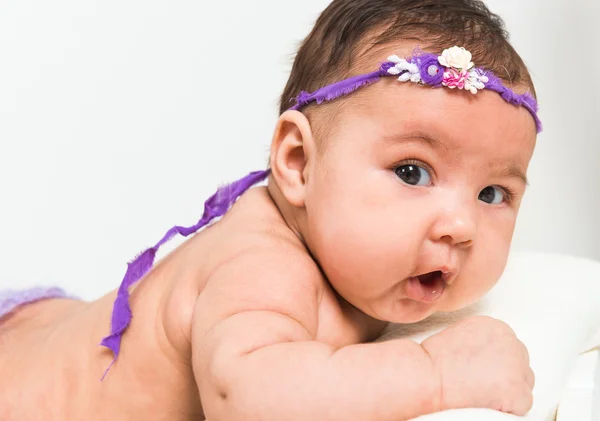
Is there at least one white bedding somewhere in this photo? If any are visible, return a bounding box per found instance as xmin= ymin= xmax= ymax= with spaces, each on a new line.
xmin=379 ymin=252 xmax=600 ymax=421
xmin=410 ymin=349 xmax=600 ymax=421
xmin=555 ymin=349 xmax=600 ymax=421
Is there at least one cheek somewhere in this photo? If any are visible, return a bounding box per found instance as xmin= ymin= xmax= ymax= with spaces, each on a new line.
xmin=449 ymin=213 xmax=515 ymax=309
xmin=307 ymin=180 xmax=386 ymax=280
xmin=485 ymin=208 xmax=519 ymax=262
xmin=305 ymin=166 xmax=430 ymax=285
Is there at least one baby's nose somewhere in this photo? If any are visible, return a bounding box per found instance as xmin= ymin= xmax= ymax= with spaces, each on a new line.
xmin=429 ymin=200 xmax=477 ymax=248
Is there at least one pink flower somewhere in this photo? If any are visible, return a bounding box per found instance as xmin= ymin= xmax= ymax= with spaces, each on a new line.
xmin=442 ymin=68 xmax=468 ymax=89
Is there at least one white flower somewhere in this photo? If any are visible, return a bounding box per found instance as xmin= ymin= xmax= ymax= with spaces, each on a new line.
xmin=409 ymin=72 xmax=421 ymax=83
xmin=438 ymin=46 xmax=474 ymax=70
xmin=398 ymin=72 xmax=412 ymax=82
xmin=464 ymin=69 xmax=488 ymax=94
xmin=387 ymin=56 xmax=421 ymax=83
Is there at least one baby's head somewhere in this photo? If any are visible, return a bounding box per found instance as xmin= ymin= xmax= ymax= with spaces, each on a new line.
xmin=267 ymin=0 xmax=539 ymax=323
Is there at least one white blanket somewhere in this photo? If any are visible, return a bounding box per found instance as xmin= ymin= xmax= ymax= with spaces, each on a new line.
xmin=380 ymin=252 xmax=600 ymax=421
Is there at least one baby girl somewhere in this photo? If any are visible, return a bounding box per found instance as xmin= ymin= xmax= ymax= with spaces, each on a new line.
xmin=0 ymin=0 xmax=540 ymax=420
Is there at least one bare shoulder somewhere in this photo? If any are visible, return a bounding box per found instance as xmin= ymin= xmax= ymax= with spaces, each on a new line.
xmin=194 ymin=216 xmax=326 ymax=341
xmin=187 ymin=187 xmax=375 ymax=351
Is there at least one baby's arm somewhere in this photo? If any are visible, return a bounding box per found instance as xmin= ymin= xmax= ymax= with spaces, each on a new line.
xmin=192 ymin=249 xmax=439 ymax=421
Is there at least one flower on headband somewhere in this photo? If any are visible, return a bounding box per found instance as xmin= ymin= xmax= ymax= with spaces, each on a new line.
xmin=443 ymin=68 xmax=489 ymax=94
xmin=417 ymin=53 xmax=444 ymax=86
xmin=438 ymin=47 xmax=489 ymax=94
xmin=438 ymin=46 xmax=474 ymax=70
xmin=464 ymin=70 xmax=489 ymax=94
xmin=442 ymin=68 xmax=468 ymax=90
xmin=385 ymin=47 xmax=489 ymax=94
xmin=387 ymin=55 xmax=422 ymax=83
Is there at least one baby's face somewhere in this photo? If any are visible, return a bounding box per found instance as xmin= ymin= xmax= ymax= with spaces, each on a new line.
xmin=303 ymin=76 xmax=537 ymax=323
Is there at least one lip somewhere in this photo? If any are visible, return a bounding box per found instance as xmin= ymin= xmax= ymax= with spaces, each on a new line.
xmin=441 ymin=271 xmax=457 ymax=285
xmin=400 ymin=261 xmax=459 ymax=302
xmin=404 ymin=273 xmax=447 ymax=303
xmin=412 ymin=266 xmax=458 ymax=285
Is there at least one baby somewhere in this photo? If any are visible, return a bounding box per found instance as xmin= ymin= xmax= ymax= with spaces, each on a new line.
xmin=0 ymin=0 xmax=540 ymax=420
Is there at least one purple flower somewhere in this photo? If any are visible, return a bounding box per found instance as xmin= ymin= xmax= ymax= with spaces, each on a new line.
xmin=417 ymin=53 xmax=444 ymax=87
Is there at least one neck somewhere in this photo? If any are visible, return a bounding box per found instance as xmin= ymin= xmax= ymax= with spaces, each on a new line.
xmin=267 ymin=178 xmax=388 ymax=341
xmin=266 ymin=175 xmax=306 ymax=244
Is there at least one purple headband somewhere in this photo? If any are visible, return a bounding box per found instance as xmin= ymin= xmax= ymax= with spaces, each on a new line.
xmin=291 ymin=47 xmax=542 ymax=133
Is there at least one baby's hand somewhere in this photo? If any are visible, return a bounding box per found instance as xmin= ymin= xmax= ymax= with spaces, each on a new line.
xmin=421 ymin=315 xmax=535 ymax=416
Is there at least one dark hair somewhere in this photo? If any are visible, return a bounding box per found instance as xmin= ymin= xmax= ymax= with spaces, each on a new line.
xmin=279 ymin=0 xmax=535 ymax=115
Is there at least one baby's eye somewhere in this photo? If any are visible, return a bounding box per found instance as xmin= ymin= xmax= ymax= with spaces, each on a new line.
xmin=394 ymin=164 xmax=432 ymax=186
xmin=479 ymin=186 xmax=505 ymax=204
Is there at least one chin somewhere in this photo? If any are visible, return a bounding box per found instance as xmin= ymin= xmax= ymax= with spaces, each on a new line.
xmin=388 ymin=311 xmax=435 ymax=324
xmin=378 ymin=299 xmax=438 ymax=324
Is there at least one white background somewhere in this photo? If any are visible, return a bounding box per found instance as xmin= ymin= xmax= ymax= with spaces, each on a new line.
xmin=0 ymin=1 xmax=598 ymax=300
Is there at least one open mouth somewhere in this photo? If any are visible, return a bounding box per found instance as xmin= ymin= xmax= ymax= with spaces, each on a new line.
xmin=417 ymin=271 xmax=443 ymax=286
xmin=405 ymin=270 xmax=447 ymax=303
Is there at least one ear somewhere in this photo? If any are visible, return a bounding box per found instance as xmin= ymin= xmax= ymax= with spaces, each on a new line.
xmin=269 ymin=110 xmax=316 ymax=208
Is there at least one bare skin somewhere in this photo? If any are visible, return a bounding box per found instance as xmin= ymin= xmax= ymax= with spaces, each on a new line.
xmin=0 ymin=187 xmax=322 ymax=420
xmin=1 ymin=186 xmax=413 ymax=420
xmin=0 ymin=45 xmax=537 ymax=421
xmin=0 ymin=185 xmax=532 ymax=421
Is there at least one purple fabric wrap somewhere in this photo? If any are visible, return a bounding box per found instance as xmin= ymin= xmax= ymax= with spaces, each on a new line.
xmin=0 ymin=287 xmax=71 ymax=320
xmin=290 ymin=51 xmax=542 ymax=133
xmin=100 ymin=169 xmax=270 ymax=379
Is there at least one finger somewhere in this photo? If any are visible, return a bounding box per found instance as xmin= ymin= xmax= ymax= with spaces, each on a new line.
xmin=510 ymin=387 xmax=534 ymax=416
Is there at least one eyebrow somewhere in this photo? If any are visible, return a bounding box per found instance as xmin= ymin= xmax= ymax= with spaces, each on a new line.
xmin=496 ymin=164 xmax=529 ymax=186
xmin=382 ymin=131 xmax=529 ymax=186
xmin=381 ymin=131 xmax=448 ymax=151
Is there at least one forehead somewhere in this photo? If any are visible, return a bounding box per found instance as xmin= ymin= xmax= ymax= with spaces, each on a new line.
xmin=335 ymin=75 xmax=537 ymax=164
